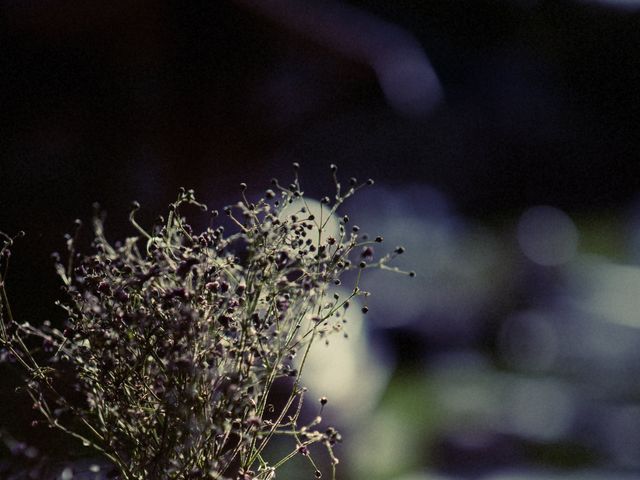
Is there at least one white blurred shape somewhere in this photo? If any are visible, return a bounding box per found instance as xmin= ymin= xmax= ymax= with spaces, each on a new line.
xmin=351 ymin=409 xmax=413 ymax=476
xmin=286 ymin=197 xmax=341 ymax=248
xmin=351 ymin=184 xmax=505 ymax=335
xmin=300 ymin=292 xmax=391 ymax=425
xmin=571 ymin=259 xmax=640 ymax=329
xmin=517 ymin=206 xmax=578 ymax=266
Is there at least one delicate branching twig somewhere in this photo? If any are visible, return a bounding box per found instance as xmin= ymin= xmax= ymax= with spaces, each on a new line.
xmin=0 ymin=165 xmax=410 ymax=479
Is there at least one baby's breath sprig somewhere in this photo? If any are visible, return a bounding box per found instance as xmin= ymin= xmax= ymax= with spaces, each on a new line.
xmin=0 ymin=164 xmax=410 ymax=480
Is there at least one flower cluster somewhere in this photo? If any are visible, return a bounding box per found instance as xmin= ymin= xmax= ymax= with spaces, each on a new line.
xmin=0 ymin=165 xmax=410 ymax=479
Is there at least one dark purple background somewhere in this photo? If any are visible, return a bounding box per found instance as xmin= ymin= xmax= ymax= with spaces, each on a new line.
xmin=1 ymin=1 xmax=639 ymax=477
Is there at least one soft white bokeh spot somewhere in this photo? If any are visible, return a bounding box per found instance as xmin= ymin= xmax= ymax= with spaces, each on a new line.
xmin=299 ymin=290 xmax=392 ymax=425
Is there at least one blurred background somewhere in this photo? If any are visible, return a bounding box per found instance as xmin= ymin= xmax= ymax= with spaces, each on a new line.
xmin=1 ymin=0 xmax=640 ymax=478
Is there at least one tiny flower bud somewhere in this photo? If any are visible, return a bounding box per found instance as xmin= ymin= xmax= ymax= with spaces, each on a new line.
xmin=361 ymin=246 xmax=374 ymax=260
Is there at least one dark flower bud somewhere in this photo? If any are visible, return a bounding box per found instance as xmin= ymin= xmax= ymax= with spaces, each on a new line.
xmin=177 ymin=258 xmax=199 ymax=278
xmin=292 ymin=162 xmax=300 ymax=169
xmin=361 ymin=246 xmax=374 ymax=261
xmin=298 ymin=445 xmax=309 ymax=456
xmin=375 ymin=236 xmax=383 ymax=243
xmin=240 ymin=182 xmax=247 ymax=191
xmin=167 ymin=287 xmax=187 ymax=300
xmin=246 ymin=416 xmax=262 ymax=427
xmin=321 ymin=196 xmax=330 ymax=204
xmin=320 ymin=396 xmax=328 ymax=405
xmin=115 ymin=288 xmax=129 ymax=302
xmin=361 ymin=306 xmax=369 ymax=314
xmin=394 ymin=246 xmax=405 ymax=254
xmin=366 ymin=178 xmax=374 ymax=185
xmin=218 ymin=315 xmax=233 ymax=328
xmin=265 ymin=189 xmax=276 ymax=199
xmin=97 ymin=281 xmax=110 ymax=294
xmin=42 ymin=338 xmax=54 ymax=352
xmin=409 ymin=271 xmax=416 ymax=277
xmin=359 ymin=261 xmax=367 ymax=269
xmin=330 ymin=164 xmax=337 ymax=172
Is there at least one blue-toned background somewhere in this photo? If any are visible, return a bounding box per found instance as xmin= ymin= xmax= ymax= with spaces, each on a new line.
xmin=1 ymin=1 xmax=640 ymax=478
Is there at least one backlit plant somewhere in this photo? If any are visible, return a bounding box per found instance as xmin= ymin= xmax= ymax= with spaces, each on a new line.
xmin=0 ymin=164 xmax=410 ymax=479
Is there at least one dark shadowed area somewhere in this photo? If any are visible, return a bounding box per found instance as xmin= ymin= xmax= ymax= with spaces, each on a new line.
xmin=1 ymin=1 xmax=639 ymax=479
